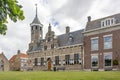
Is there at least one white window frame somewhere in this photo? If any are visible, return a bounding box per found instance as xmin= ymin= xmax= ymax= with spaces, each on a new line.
xmin=104 ymin=52 xmax=112 ymax=67
xmin=91 ymin=37 xmax=99 ymax=51
xmin=101 ymin=18 xmax=115 ymax=27
xmin=103 ymin=34 xmax=112 ymax=49
xmin=91 ymin=54 xmax=99 ymax=68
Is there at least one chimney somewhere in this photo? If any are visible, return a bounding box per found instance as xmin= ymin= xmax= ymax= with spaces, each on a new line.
xmin=17 ymin=50 xmax=21 ymax=54
xmin=1 ymin=52 xmax=4 ymax=54
xmin=66 ymin=26 xmax=70 ymax=33
xmin=88 ymin=16 xmax=91 ymax=22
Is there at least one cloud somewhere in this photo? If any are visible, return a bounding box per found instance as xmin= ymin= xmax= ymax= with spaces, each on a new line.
xmin=0 ymin=0 xmax=120 ymax=59
xmin=47 ymin=0 xmax=96 ymax=33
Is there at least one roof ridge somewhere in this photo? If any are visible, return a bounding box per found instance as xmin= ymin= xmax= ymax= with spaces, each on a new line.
xmin=58 ymin=29 xmax=84 ymax=37
xmin=90 ymin=13 xmax=120 ymax=22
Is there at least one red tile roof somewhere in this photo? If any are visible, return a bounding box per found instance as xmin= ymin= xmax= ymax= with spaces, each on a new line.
xmin=19 ymin=53 xmax=28 ymax=58
xmin=9 ymin=53 xmax=28 ymax=62
xmin=9 ymin=55 xmax=17 ymax=62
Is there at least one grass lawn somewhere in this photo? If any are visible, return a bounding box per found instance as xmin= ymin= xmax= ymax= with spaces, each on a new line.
xmin=0 ymin=71 xmax=120 ymax=80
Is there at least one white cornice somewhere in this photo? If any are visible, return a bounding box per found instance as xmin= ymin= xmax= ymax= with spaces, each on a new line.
xmin=83 ymin=23 xmax=120 ymax=34
xmin=83 ymin=23 xmax=120 ymax=36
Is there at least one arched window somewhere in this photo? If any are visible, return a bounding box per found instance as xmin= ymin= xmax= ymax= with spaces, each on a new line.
xmin=40 ymin=27 xmax=42 ymax=30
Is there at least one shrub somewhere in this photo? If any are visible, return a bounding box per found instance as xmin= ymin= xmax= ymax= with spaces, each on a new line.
xmin=113 ymin=59 xmax=119 ymax=65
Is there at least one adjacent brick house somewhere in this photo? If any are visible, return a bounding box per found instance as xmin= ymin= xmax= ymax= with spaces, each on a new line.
xmin=0 ymin=52 xmax=9 ymax=71
xmin=9 ymin=50 xmax=28 ymax=71
xmin=83 ymin=14 xmax=120 ymax=71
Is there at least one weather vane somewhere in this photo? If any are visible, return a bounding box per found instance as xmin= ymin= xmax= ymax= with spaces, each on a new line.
xmin=35 ymin=4 xmax=37 ymax=7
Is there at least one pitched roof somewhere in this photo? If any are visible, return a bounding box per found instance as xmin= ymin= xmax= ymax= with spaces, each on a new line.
xmin=57 ymin=29 xmax=84 ymax=47
xmin=31 ymin=15 xmax=41 ymax=24
xmin=19 ymin=53 xmax=28 ymax=58
xmin=0 ymin=53 xmax=8 ymax=60
xmin=31 ymin=4 xmax=42 ymax=25
xmin=9 ymin=53 xmax=28 ymax=62
xmin=9 ymin=55 xmax=17 ymax=62
xmin=28 ymin=29 xmax=84 ymax=52
xmin=85 ymin=13 xmax=120 ymax=31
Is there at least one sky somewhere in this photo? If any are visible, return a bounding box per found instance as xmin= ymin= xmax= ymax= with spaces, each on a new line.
xmin=0 ymin=0 xmax=120 ymax=59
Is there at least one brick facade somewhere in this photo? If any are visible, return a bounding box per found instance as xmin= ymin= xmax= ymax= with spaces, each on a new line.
xmin=84 ymin=14 xmax=120 ymax=71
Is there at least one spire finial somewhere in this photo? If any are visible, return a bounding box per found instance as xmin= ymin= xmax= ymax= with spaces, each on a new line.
xmin=35 ymin=4 xmax=37 ymax=17
xmin=49 ymin=23 xmax=51 ymax=26
xmin=48 ymin=23 xmax=51 ymax=32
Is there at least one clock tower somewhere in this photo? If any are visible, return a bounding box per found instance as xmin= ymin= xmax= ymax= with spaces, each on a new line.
xmin=30 ymin=4 xmax=43 ymax=43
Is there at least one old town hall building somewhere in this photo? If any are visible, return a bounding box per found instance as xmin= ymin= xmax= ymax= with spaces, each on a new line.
xmin=27 ymin=6 xmax=83 ymax=71
xmin=27 ymin=6 xmax=120 ymax=71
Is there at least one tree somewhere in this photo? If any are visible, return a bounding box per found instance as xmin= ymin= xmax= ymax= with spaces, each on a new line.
xmin=0 ymin=0 xmax=25 ymax=35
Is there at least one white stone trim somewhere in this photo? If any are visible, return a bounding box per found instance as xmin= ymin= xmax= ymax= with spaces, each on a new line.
xmin=84 ymin=23 xmax=120 ymax=34
xmin=83 ymin=69 xmax=91 ymax=71
xmin=91 ymin=53 xmax=99 ymax=56
xmin=103 ymin=34 xmax=112 ymax=37
xmin=83 ymin=23 xmax=120 ymax=36
xmin=99 ymin=69 xmax=104 ymax=71
xmin=58 ymin=43 xmax=83 ymax=49
xmin=91 ymin=37 xmax=99 ymax=40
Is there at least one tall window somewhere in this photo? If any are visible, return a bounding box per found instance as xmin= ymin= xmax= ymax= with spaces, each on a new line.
xmin=51 ymin=44 xmax=54 ymax=49
xmin=74 ymin=54 xmax=79 ymax=64
xmin=91 ymin=37 xmax=98 ymax=51
xmin=65 ymin=55 xmax=70 ymax=65
xmin=41 ymin=58 xmax=44 ymax=66
xmin=104 ymin=53 xmax=112 ymax=67
xmin=91 ymin=55 xmax=98 ymax=68
xmin=44 ymin=46 xmax=47 ymax=50
xmin=104 ymin=35 xmax=112 ymax=49
xmin=34 ymin=58 xmax=38 ymax=66
xmin=35 ymin=26 xmax=37 ymax=30
xmin=55 ymin=56 xmax=59 ymax=65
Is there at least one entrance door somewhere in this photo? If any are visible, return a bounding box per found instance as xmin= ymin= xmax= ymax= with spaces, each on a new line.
xmin=48 ymin=61 xmax=51 ymax=70
xmin=47 ymin=58 xmax=51 ymax=70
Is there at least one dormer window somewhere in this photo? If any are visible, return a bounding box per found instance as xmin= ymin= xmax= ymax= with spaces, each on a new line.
xmin=68 ymin=34 xmax=74 ymax=44
xmin=101 ymin=18 xmax=115 ymax=27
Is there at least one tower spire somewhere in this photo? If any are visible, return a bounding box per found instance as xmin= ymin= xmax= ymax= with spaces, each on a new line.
xmin=35 ymin=4 xmax=37 ymax=17
xmin=48 ymin=23 xmax=51 ymax=32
